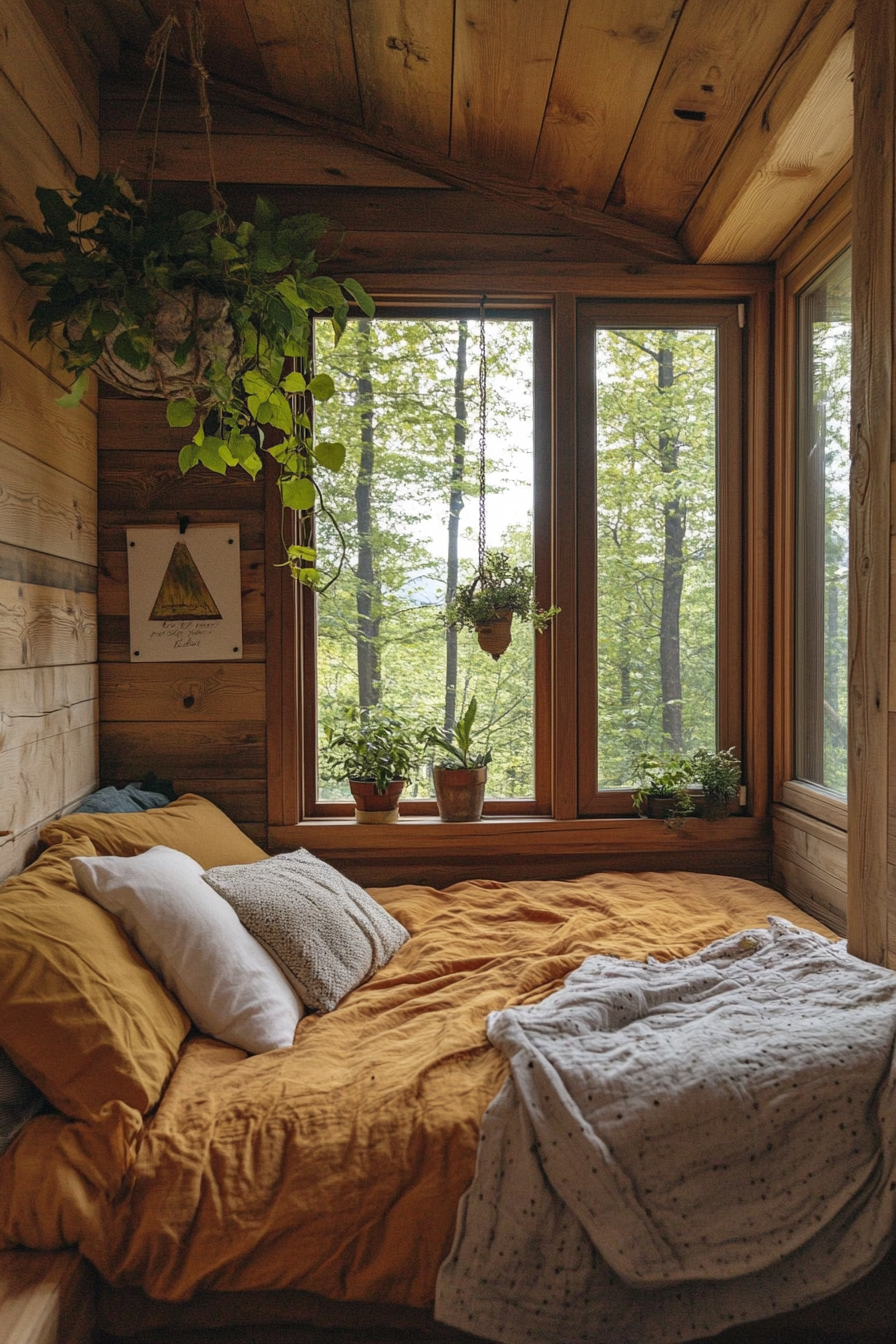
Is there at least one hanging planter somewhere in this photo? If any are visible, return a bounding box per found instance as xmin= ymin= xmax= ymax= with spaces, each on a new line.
xmin=2 ymin=5 xmax=373 ymax=591
xmin=446 ymin=298 xmax=558 ymax=659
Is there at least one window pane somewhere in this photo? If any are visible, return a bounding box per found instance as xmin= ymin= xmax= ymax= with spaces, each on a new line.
xmin=594 ymin=328 xmax=718 ymax=789
xmin=795 ymin=250 xmax=851 ymax=795
xmin=313 ymin=316 xmax=536 ymax=801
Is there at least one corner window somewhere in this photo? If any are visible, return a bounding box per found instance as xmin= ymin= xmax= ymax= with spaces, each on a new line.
xmin=794 ymin=250 xmax=851 ymax=797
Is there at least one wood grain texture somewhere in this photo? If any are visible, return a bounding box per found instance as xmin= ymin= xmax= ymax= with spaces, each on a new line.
xmin=552 ymin=294 xmax=577 ymax=820
xmin=781 ymin=779 xmax=848 ymax=832
xmin=100 ymin=720 xmax=266 ymax=780
xmin=342 ymin=263 xmax=773 ymax=296
xmin=694 ymin=30 xmax=854 ymax=264
xmin=0 ymin=663 xmax=96 ymax=752
xmin=0 ymin=578 xmax=97 ymax=670
xmin=98 ymin=451 xmax=263 ymax=513
xmin=349 ymin=0 xmax=453 ymax=153
xmin=0 ymin=337 xmax=97 ymax=489
xmin=100 ymin=662 xmax=265 ymax=722
xmin=530 ymin=0 xmax=679 ymax=210
xmin=0 ymin=250 xmax=98 ymax=412
xmin=609 ymin=0 xmax=807 ymax=235
xmin=0 ymin=541 xmax=96 ymax=594
xmin=681 ymin=0 xmax=855 ymax=261
xmin=745 ymin=290 xmax=773 ymax=819
xmin=0 ymin=722 xmax=96 ymax=836
xmin=0 ymin=0 xmax=98 ymax=175
xmin=450 ymin=0 xmax=567 ymax=179
xmin=772 ymin=160 xmax=852 ymax=270
xmin=0 ymin=443 xmax=97 ymax=567
xmin=0 ymin=71 xmax=85 ymax=225
xmin=141 ymin=0 xmax=270 ymax=90
xmin=335 ymin=229 xmax=643 ymax=266
xmin=16 ymin=0 xmax=99 ymax=121
xmin=848 ymin=0 xmax=891 ymax=965
xmin=0 ymin=1248 xmax=95 ymax=1344
xmin=242 ymin=0 xmax=363 ymax=123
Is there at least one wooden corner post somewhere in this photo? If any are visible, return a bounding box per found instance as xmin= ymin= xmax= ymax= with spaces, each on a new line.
xmin=848 ymin=0 xmax=893 ymax=965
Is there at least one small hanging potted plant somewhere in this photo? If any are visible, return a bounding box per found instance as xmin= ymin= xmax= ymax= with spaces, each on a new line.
xmin=631 ymin=752 xmax=696 ymax=827
xmin=321 ymin=709 xmax=417 ymax=824
xmin=690 ymin=747 xmax=741 ymax=821
xmin=419 ymin=697 xmax=492 ymax=822
xmin=449 ymin=550 xmax=559 ymax=660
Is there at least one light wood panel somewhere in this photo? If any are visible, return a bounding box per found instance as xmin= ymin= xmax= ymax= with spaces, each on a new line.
xmin=0 ymin=70 xmax=91 ymax=221
xmin=0 ymin=722 xmax=96 ymax=836
xmin=681 ymin=0 xmax=854 ymax=262
xmin=0 ymin=443 xmax=97 ymax=567
xmin=349 ymin=0 xmax=453 ymax=153
xmin=450 ymin=0 xmax=567 ymax=179
xmin=142 ymin=0 xmax=270 ymax=90
xmin=0 ymin=338 xmax=97 ymax=489
xmin=0 ymin=251 xmax=98 ymax=412
xmin=773 ymin=161 xmax=852 ymax=271
xmin=100 ymin=662 xmax=265 ymax=721
xmin=848 ymin=0 xmax=891 ymax=966
xmin=530 ymin=0 xmax=678 ymax=210
xmin=608 ymin=0 xmax=807 ymax=236
xmin=693 ymin=30 xmax=854 ymax=264
xmin=242 ymin=0 xmax=362 ymax=123
xmin=0 ymin=579 xmax=97 ymax=670
xmin=0 ymin=663 xmax=96 ymax=751
xmin=0 ymin=1248 xmax=94 ymax=1344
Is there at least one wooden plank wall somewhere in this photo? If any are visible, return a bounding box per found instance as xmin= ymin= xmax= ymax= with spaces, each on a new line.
xmin=0 ymin=0 xmax=99 ymax=881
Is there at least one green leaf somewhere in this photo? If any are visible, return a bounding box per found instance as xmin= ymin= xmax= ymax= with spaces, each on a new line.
xmin=111 ymin=329 xmax=151 ymax=371
xmin=307 ymin=373 xmax=335 ymax=401
xmin=166 ymin=398 xmax=197 ymax=428
xmin=280 ymin=475 xmax=316 ymax=511
xmin=172 ymin=334 xmax=196 ymax=368
xmin=267 ymin=389 xmax=295 ymax=434
xmin=281 ymin=370 xmax=306 ymax=393
xmin=198 ymin=436 xmax=228 ymax=475
xmin=178 ymin=441 xmax=202 ymax=472
xmin=210 ymin=235 xmax=240 ymax=264
xmin=91 ymin=306 xmax=119 ymax=335
xmin=36 ymin=187 xmax=75 ymax=239
xmin=253 ymin=196 xmax=279 ymax=229
xmin=55 ymin=370 xmax=89 ymax=408
xmin=313 ymin=440 xmax=345 ymax=472
xmin=287 ymin=544 xmax=316 ymax=561
xmin=343 ymin=277 xmax=376 ymax=318
xmin=241 ymin=451 xmax=263 ymax=480
xmin=296 ymin=567 xmax=320 ymax=587
xmin=227 ymin=432 xmax=258 ymax=463
xmin=243 ymin=368 xmax=275 ymax=400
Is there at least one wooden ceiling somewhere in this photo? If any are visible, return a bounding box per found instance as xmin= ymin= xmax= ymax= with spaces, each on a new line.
xmin=68 ymin=0 xmax=853 ymax=264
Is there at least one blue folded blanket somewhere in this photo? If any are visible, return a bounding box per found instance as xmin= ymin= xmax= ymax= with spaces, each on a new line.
xmin=76 ymin=783 xmax=170 ymax=814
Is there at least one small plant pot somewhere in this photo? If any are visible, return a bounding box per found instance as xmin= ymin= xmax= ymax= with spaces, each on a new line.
xmin=700 ymin=796 xmax=732 ymax=822
xmin=475 ymin=610 xmax=513 ymax=660
xmin=642 ymin=794 xmax=682 ymax=819
xmin=349 ymin=778 xmax=405 ymax=825
xmin=433 ymin=766 xmax=488 ymax=823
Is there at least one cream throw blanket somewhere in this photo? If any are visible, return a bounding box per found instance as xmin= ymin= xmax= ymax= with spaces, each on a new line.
xmin=436 ymin=919 xmax=896 ymax=1344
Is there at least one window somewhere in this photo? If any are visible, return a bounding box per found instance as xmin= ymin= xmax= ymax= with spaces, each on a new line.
xmin=576 ymin=302 xmax=743 ymax=814
xmin=794 ymin=250 xmax=851 ymax=796
xmin=306 ymin=308 xmax=551 ymax=816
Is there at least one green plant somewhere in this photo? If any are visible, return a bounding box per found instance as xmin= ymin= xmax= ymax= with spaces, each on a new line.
xmin=691 ymin=747 xmax=741 ymax=806
xmin=3 ymin=172 xmax=374 ymax=587
xmin=630 ymin=751 xmax=695 ymax=820
xmin=419 ymin=697 xmax=493 ymax=770
xmin=448 ymin=550 xmax=559 ymax=632
xmin=321 ymin=708 xmax=417 ymax=795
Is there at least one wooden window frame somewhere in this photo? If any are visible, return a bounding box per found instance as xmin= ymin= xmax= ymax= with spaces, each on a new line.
xmin=575 ymin=300 xmax=745 ymax=816
xmin=266 ymin=266 xmax=774 ymax=872
xmin=298 ymin=304 xmax=553 ymax=820
xmin=773 ymin=204 xmax=852 ymax=834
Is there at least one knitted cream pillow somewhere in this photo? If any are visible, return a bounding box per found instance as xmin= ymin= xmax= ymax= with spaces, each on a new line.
xmin=202 ymin=849 xmax=409 ymax=1012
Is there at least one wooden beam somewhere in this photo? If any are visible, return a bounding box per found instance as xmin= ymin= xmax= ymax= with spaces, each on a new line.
xmin=681 ymin=0 xmax=854 ymax=263
xmin=163 ymin=65 xmax=690 ymax=263
xmin=848 ymin=0 xmax=892 ymax=966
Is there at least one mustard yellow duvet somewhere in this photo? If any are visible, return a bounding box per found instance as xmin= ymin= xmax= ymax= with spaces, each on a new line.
xmin=0 ymin=871 xmax=833 ymax=1305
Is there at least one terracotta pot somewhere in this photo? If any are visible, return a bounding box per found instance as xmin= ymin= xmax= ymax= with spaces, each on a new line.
xmin=475 ymin=610 xmax=513 ymax=660
xmin=66 ymin=287 xmax=240 ymax=401
xmin=433 ymin=766 xmax=487 ymax=823
xmin=348 ymin=777 xmax=405 ymax=825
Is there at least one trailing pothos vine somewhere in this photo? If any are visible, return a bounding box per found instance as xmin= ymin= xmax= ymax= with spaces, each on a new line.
xmin=3 ymin=171 xmax=374 ymax=587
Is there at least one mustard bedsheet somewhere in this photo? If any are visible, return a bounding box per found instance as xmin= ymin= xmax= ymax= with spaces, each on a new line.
xmin=0 ymin=871 xmax=834 ymax=1305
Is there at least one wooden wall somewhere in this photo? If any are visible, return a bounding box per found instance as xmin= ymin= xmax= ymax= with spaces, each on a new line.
xmin=0 ymin=0 xmax=99 ymax=881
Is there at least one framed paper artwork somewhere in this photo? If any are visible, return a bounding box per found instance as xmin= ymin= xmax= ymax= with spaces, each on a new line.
xmin=126 ymin=524 xmax=243 ymax=662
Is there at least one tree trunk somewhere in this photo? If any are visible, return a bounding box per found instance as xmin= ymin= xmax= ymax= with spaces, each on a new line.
xmin=444 ymin=320 xmax=468 ymax=734
xmin=657 ymin=345 xmax=685 ymax=751
xmin=354 ymin=318 xmax=381 ymax=716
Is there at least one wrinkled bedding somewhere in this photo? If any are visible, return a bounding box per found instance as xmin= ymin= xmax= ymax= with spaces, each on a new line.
xmin=436 ymin=918 xmax=896 ymax=1343
xmin=0 ymin=872 xmax=834 ymax=1306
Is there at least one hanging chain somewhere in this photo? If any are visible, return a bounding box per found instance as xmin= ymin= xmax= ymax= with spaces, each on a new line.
xmin=478 ymin=294 xmax=488 ymax=576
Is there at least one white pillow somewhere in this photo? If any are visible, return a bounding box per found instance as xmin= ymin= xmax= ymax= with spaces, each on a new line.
xmin=71 ymin=846 xmax=303 ymax=1053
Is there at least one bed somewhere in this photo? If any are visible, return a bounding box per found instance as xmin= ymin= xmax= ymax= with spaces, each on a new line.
xmin=0 ymin=796 xmax=891 ymax=1344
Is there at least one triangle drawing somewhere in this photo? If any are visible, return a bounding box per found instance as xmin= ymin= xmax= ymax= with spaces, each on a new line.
xmin=149 ymin=541 xmax=222 ymax=621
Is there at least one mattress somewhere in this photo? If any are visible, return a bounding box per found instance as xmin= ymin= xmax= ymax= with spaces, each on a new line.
xmin=0 ymin=871 xmax=834 ymax=1314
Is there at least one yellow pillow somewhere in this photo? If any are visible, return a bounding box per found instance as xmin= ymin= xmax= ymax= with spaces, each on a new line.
xmin=0 ymin=839 xmax=190 ymax=1120
xmin=41 ymin=793 xmax=267 ymax=869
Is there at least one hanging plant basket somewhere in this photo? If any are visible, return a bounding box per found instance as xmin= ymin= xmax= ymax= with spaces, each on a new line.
xmin=66 ymin=287 xmax=240 ymax=401
xmin=475 ymin=609 xmax=513 ymax=660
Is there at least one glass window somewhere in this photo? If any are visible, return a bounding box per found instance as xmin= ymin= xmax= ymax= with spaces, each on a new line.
xmin=310 ymin=312 xmax=542 ymax=809
xmin=794 ymin=249 xmax=851 ymax=796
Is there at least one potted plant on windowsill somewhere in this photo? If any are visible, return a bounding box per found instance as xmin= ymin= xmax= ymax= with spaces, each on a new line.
xmin=691 ymin=747 xmax=741 ymax=821
xmin=321 ymin=709 xmax=417 ymax=824
xmin=420 ymin=697 xmax=493 ymax=823
xmin=448 ymin=551 xmax=559 ymax=660
xmin=631 ymin=752 xmax=696 ymax=828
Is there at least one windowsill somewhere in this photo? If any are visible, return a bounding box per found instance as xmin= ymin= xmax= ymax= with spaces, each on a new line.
xmin=269 ymin=813 xmax=769 ymax=857
xmin=779 ymin=780 xmax=847 ymax=833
